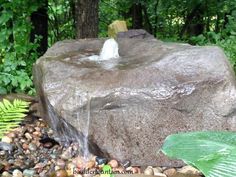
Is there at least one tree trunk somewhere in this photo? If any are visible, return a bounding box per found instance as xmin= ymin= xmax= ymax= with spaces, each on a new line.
xmin=205 ymin=1 xmax=210 ymax=32
xmin=131 ymin=3 xmax=143 ymax=29
xmin=180 ymin=3 xmax=204 ymax=38
xmin=30 ymin=0 xmax=48 ymax=55
xmin=76 ymin=0 xmax=99 ymax=39
xmin=215 ymin=14 xmax=220 ymax=33
xmin=70 ymin=0 xmax=76 ymax=31
xmin=142 ymin=4 xmax=153 ymax=34
xmin=153 ymin=1 xmax=159 ymax=37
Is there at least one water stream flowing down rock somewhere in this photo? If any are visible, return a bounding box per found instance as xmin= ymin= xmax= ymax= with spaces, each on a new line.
xmin=33 ymin=37 xmax=236 ymax=166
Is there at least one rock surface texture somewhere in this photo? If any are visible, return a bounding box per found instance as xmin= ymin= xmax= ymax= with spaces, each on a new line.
xmin=33 ymin=37 xmax=236 ymax=166
xmin=117 ymin=29 xmax=155 ymax=39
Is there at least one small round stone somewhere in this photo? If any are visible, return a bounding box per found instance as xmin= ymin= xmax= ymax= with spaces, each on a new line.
xmin=131 ymin=167 xmax=141 ymax=174
xmin=23 ymin=169 xmax=36 ymax=177
xmin=20 ymin=138 xmax=27 ymax=143
xmin=144 ymin=166 xmax=154 ymax=175
xmin=0 ymin=142 xmax=13 ymax=152
xmin=22 ymin=143 xmax=29 ymax=150
xmin=32 ymin=131 xmax=41 ymax=136
xmin=53 ymin=169 xmax=68 ymax=177
xmin=14 ymin=159 xmax=24 ymax=167
xmin=95 ymin=157 xmax=107 ymax=165
xmin=121 ymin=160 xmax=131 ymax=168
xmin=34 ymin=127 xmax=41 ymax=132
xmin=50 ymin=154 xmax=57 ymax=159
xmin=8 ymin=159 xmax=14 ymax=164
xmin=66 ymin=162 xmax=76 ymax=176
xmin=27 ymin=127 xmax=34 ymax=133
xmin=18 ymin=155 xmax=25 ymax=160
xmin=12 ymin=169 xmax=23 ymax=177
xmin=28 ymin=143 xmax=37 ymax=151
xmin=126 ymin=166 xmax=132 ymax=171
xmin=43 ymin=142 xmax=54 ymax=149
xmin=153 ymin=167 xmax=163 ymax=174
xmin=91 ymin=155 xmax=97 ymax=161
xmin=178 ymin=165 xmax=202 ymax=175
xmin=164 ymin=168 xmax=177 ymax=176
xmin=0 ymin=150 xmax=6 ymax=156
xmin=24 ymin=133 xmax=32 ymax=140
xmin=7 ymin=132 xmax=16 ymax=138
xmin=2 ymin=171 xmax=12 ymax=177
xmin=34 ymin=162 xmax=46 ymax=169
xmin=48 ymin=129 xmax=54 ymax=135
xmin=1 ymin=136 xmax=12 ymax=143
xmin=108 ymin=160 xmax=118 ymax=168
xmin=61 ymin=147 xmax=73 ymax=160
xmin=55 ymin=165 xmax=61 ymax=171
xmin=56 ymin=159 xmax=66 ymax=169
xmin=24 ymin=149 xmax=31 ymax=155
xmin=39 ymin=170 xmax=47 ymax=177
xmin=73 ymin=175 xmax=83 ymax=177
xmin=73 ymin=156 xmax=84 ymax=169
xmin=85 ymin=160 xmax=95 ymax=169
xmin=153 ymin=172 xmax=167 ymax=177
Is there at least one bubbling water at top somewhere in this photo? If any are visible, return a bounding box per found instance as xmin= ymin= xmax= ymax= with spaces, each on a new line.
xmin=88 ymin=38 xmax=120 ymax=61
xmin=99 ymin=38 xmax=119 ymax=60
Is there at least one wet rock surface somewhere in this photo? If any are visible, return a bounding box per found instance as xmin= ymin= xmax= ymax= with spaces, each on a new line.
xmin=33 ymin=37 xmax=236 ymax=166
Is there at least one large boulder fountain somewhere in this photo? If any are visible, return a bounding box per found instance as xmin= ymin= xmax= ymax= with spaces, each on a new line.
xmin=33 ymin=36 xmax=236 ymax=166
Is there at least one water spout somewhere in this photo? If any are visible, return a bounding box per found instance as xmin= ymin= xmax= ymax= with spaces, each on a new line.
xmin=99 ymin=38 xmax=119 ymax=60
xmin=88 ymin=38 xmax=119 ymax=61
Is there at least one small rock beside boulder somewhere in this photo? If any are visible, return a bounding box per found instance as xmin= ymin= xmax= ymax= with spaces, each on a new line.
xmin=117 ymin=29 xmax=154 ymax=39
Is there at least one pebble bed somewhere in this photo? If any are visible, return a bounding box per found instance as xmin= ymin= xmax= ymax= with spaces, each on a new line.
xmin=0 ymin=113 xmax=203 ymax=177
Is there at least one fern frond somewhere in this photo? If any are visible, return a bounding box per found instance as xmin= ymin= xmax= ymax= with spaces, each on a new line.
xmin=0 ymin=98 xmax=30 ymax=139
xmin=3 ymin=99 xmax=13 ymax=110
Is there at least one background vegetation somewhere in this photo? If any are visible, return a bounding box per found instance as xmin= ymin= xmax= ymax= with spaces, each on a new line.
xmin=0 ymin=0 xmax=236 ymax=95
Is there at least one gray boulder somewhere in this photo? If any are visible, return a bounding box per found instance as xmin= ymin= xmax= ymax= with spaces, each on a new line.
xmin=33 ymin=38 xmax=236 ymax=166
xmin=117 ymin=29 xmax=155 ymax=39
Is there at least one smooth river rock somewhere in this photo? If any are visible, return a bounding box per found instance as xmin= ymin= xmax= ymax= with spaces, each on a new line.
xmin=33 ymin=37 xmax=236 ymax=166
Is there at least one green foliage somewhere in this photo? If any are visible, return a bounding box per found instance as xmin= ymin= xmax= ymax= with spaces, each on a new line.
xmin=0 ymin=99 xmax=30 ymax=138
xmin=48 ymin=0 xmax=75 ymax=46
xmin=190 ymin=11 xmax=236 ymax=70
xmin=0 ymin=0 xmax=42 ymax=95
xmin=195 ymin=33 xmax=236 ymax=70
xmin=161 ymin=131 xmax=236 ymax=177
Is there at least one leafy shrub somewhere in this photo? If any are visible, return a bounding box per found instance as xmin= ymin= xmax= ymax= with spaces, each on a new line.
xmin=191 ymin=33 xmax=236 ymax=71
xmin=190 ymin=13 xmax=236 ymax=71
xmin=48 ymin=0 xmax=76 ymax=46
xmin=0 ymin=1 xmax=41 ymax=95
xmin=0 ymin=99 xmax=30 ymax=139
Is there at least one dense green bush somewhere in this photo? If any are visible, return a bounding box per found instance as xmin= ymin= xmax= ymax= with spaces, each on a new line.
xmin=191 ymin=33 xmax=236 ymax=66
xmin=0 ymin=1 xmax=41 ymax=95
xmin=190 ymin=13 xmax=236 ymax=70
xmin=48 ymin=0 xmax=75 ymax=46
